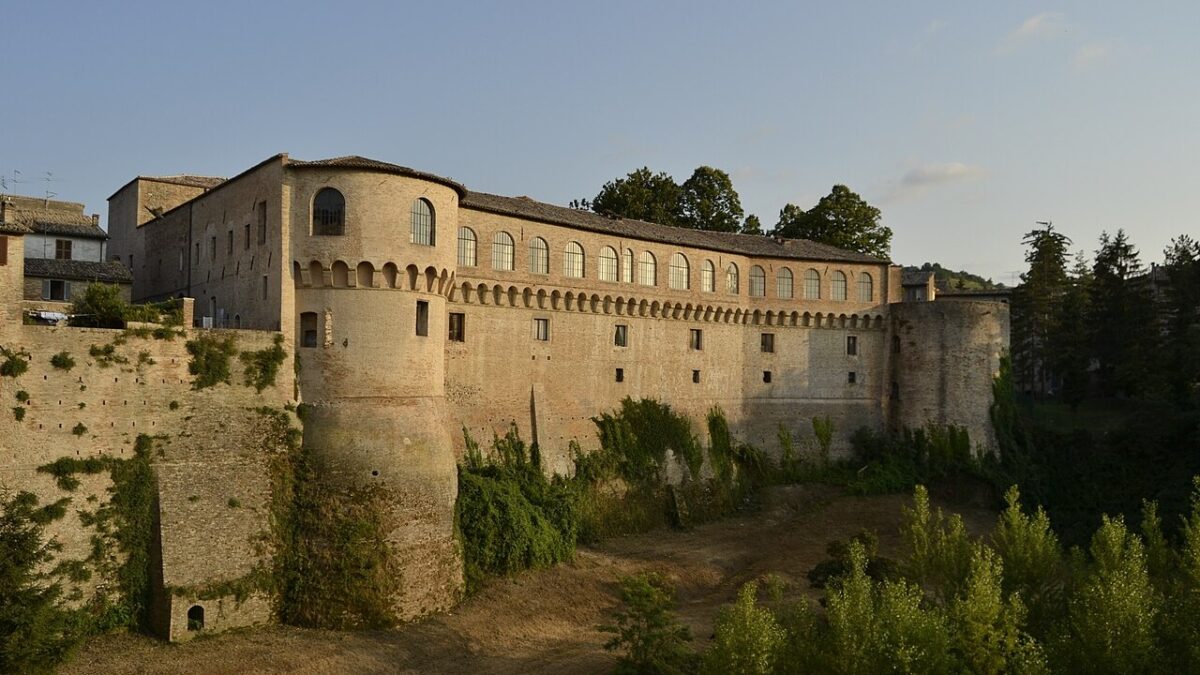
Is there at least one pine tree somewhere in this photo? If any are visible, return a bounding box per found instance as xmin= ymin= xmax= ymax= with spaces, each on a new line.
xmin=1011 ymin=224 xmax=1071 ymax=398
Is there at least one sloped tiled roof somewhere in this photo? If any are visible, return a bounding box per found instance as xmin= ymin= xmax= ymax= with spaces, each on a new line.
xmin=24 ymin=258 xmax=133 ymax=284
xmin=902 ymin=269 xmax=935 ymax=286
xmin=0 ymin=221 xmax=31 ymax=235
xmin=1 ymin=195 xmax=107 ymax=238
xmin=143 ymin=175 xmax=225 ymax=189
xmin=28 ymin=219 xmax=108 ymax=239
xmin=287 ymin=155 xmax=468 ymax=196
xmin=461 ymin=191 xmax=888 ymax=264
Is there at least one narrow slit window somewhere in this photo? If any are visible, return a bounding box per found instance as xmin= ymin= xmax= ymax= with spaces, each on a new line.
xmin=761 ymin=333 xmax=775 ymax=353
xmin=692 ymin=370 xmax=701 ymax=383
xmin=615 ymin=368 xmax=624 ymax=383
xmin=415 ymin=301 xmax=429 ymax=337
xmin=689 ymin=328 xmax=703 ymax=351
xmin=448 ymin=312 xmax=465 ymax=342
xmin=847 ymin=335 xmax=857 ymax=355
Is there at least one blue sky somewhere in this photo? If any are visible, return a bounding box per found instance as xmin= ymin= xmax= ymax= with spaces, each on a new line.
xmin=2 ymin=1 xmax=1197 ymax=283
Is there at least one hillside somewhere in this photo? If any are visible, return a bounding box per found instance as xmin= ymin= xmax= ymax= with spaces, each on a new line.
xmin=903 ymin=262 xmax=1005 ymax=291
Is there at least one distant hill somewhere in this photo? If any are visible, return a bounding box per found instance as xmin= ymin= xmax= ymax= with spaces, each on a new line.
xmin=903 ymin=262 xmax=1005 ymax=291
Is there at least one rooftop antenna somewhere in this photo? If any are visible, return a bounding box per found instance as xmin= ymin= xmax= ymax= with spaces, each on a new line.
xmin=0 ymin=169 xmax=22 ymax=192
xmin=42 ymin=171 xmax=57 ymax=202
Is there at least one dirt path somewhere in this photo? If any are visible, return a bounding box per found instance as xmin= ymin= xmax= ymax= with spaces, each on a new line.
xmin=61 ymin=486 xmax=995 ymax=675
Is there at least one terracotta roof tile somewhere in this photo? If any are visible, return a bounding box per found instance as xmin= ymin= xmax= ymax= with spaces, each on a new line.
xmin=23 ymin=258 xmax=133 ymax=284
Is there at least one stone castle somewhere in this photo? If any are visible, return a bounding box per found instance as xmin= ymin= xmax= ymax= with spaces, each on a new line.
xmin=0 ymin=153 xmax=1008 ymax=641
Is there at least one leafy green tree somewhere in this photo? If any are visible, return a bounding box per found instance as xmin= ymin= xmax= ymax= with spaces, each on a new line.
xmin=678 ymin=166 xmax=744 ymax=232
xmin=951 ymin=544 xmax=1047 ymax=674
xmin=1161 ymin=235 xmax=1200 ymax=408
xmin=1052 ymin=253 xmax=1093 ymax=409
xmin=741 ymin=214 xmax=763 ymax=235
xmin=67 ymin=283 xmax=128 ymax=328
xmin=773 ymin=185 xmax=892 ymax=259
xmin=1010 ymin=224 xmax=1071 ymax=398
xmin=902 ymin=485 xmax=974 ymax=603
xmin=701 ymin=581 xmax=786 ymax=675
xmin=601 ymin=573 xmax=697 ymax=675
xmin=989 ymin=487 xmax=1063 ymax=637
xmin=1059 ymin=515 xmax=1161 ymax=674
xmin=591 ymin=168 xmax=682 ymax=226
xmin=0 ymin=492 xmax=81 ymax=673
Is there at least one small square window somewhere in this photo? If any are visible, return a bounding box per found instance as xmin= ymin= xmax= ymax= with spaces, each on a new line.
xmin=55 ymin=239 xmax=72 ymax=260
xmin=763 ymin=371 xmax=772 ymax=383
xmin=689 ymin=329 xmax=703 ymax=351
xmin=848 ymin=371 xmax=857 ymax=385
xmin=615 ymin=368 xmax=624 ymax=383
xmin=692 ymin=370 xmax=701 ymax=383
xmin=761 ymin=333 xmax=775 ymax=353
xmin=534 ymin=318 xmax=550 ymax=341
xmin=614 ymin=324 xmax=628 ymax=347
xmin=448 ymin=313 xmax=465 ymax=342
xmin=847 ymin=335 xmax=858 ymax=356
xmin=416 ymin=301 xmax=429 ymax=337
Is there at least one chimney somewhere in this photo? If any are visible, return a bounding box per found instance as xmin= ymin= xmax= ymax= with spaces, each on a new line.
xmin=91 ymin=213 xmax=100 ymax=226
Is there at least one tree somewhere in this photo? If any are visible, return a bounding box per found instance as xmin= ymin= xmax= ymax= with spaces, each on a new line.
xmin=1162 ymin=236 xmax=1200 ymax=408
xmin=68 ymin=283 xmax=128 ymax=328
xmin=1052 ymin=253 xmax=1093 ymax=409
xmin=591 ymin=168 xmax=682 ymax=226
xmin=1087 ymin=230 xmax=1158 ymax=398
xmin=1010 ymin=224 xmax=1071 ymax=398
xmin=773 ymin=185 xmax=891 ymax=259
xmin=741 ymin=214 xmax=763 ymax=235
xmin=678 ymin=166 xmax=744 ymax=232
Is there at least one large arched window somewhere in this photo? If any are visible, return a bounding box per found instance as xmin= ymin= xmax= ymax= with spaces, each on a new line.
xmin=564 ymin=241 xmax=585 ymax=278
xmin=804 ymin=269 xmax=821 ymax=299
xmin=410 ymin=198 xmax=434 ymax=245
xmin=457 ymin=227 xmax=477 ymax=267
xmin=831 ymin=270 xmax=848 ymax=300
xmin=669 ymin=253 xmax=690 ymax=290
xmin=749 ymin=265 xmax=766 ymax=297
xmin=598 ymin=246 xmax=619 ymax=282
xmin=492 ymin=231 xmax=515 ymax=271
xmin=529 ymin=237 xmax=549 ymax=274
xmin=622 ymin=248 xmax=633 ymax=283
xmin=726 ymin=263 xmax=739 ymax=294
xmin=777 ymin=268 xmax=794 ymax=299
xmin=638 ymin=251 xmax=656 ymax=286
xmin=312 ymin=188 xmax=345 ymax=236
xmin=858 ymin=272 xmax=874 ymax=302
xmin=701 ymin=260 xmax=715 ymax=292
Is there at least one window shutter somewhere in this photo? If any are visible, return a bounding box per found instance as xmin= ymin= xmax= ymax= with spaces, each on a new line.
xmin=0 ymin=236 xmax=7 ymax=265
xmin=64 ymin=281 xmax=72 ymax=300
xmin=43 ymin=279 xmax=51 ymax=299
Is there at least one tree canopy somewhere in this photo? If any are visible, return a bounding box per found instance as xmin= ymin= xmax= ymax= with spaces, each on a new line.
xmin=773 ymin=185 xmax=892 ymax=259
xmin=590 ymin=168 xmax=683 ymax=227
xmin=678 ymin=166 xmax=744 ymax=232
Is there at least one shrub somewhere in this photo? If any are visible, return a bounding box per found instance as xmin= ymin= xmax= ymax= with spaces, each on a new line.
xmin=240 ymin=335 xmax=287 ymax=392
xmin=592 ymin=398 xmax=702 ymax=484
xmin=701 ymin=581 xmax=786 ymax=675
xmin=0 ymin=347 xmax=30 ymax=378
xmin=807 ymin=530 xmax=899 ymax=590
xmin=49 ymin=352 xmax=75 ymax=371
xmin=601 ymin=573 xmax=696 ymax=675
xmin=901 ymin=485 xmax=973 ymax=603
xmin=990 ymin=486 xmax=1063 ymax=635
xmin=15 ymin=390 xmax=29 ymax=403
xmin=812 ymin=415 xmax=834 ymax=464
xmin=71 ymin=423 xmax=87 ymax=437
xmin=951 ymin=544 xmax=1046 ymax=674
xmin=185 ymin=334 xmax=237 ymax=389
xmin=12 ymin=407 xmax=25 ymax=422
xmin=87 ymin=343 xmax=127 ymax=368
xmin=68 ymin=283 xmax=127 ymax=328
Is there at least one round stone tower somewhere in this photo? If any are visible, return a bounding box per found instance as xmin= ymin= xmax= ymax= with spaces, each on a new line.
xmin=286 ymin=160 xmax=463 ymax=618
xmin=888 ymin=300 xmax=1010 ymax=455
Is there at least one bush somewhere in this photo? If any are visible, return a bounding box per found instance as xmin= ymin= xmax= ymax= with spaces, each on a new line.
xmin=0 ymin=347 xmax=30 ymax=378
xmin=812 ymin=416 xmax=835 ymax=464
xmin=592 ymin=398 xmax=702 ymax=484
xmin=68 ymin=283 xmax=127 ymax=328
xmin=240 ymin=335 xmax=287 ymax=392
xmin=71 ymin=423 xmax=87 ymax=437
xmin=601 ymin=573 xmax=696 ymax=675
xmin=701 ymin=581 xmax=786 ymax=675
xmin=49 ymin=352 xmax=75 ymax=371
xmin=185 ymin=334 xmax=237 ymax=389
xmin=12 ymin=407 xmax=25 ymax=422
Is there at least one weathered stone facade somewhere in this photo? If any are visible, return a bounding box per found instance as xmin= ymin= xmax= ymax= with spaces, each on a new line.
xmin=0 ymin=152 xmax=1008 ymax=644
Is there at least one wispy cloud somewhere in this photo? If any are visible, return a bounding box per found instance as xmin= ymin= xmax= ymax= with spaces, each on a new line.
xmin=1071 ymin=42 xmax=1112 ymax=69
xmin=998 ymin=11 xmax=1067 ymax=53
xmin=884 ymin=162 xmax=986 ymax=202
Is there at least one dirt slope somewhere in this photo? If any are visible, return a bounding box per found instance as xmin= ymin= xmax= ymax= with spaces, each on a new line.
xmin=61 ymin=486 xmax=995 ymax=675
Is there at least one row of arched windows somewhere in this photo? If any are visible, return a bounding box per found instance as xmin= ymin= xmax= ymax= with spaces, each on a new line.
xmin=311 ymin=188 xmax=436 ymax=246
xmin=457 ymin=226 xmax=875 ymax=301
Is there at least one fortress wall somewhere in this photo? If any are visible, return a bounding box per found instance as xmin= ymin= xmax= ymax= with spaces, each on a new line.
xmin=890 ymin=300 xmax=1010 ymax=453
xmin=1 ymin=234 xmax=25 ymax=337
xmin=0 ymin=325 xmax=292 ymax=641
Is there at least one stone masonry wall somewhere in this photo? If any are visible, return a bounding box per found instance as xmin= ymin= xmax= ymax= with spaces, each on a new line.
xmin=0 ymin=324 xmax=292 ymax=642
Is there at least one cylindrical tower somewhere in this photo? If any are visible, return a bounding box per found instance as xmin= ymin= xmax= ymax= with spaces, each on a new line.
xmin=889 ymin=300 xmax=1010 ymax=454
xmin=286 ymin=161 xmax=464 ymax=618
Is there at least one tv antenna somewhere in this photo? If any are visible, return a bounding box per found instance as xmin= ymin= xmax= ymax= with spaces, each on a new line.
xmin=0 ymin=169 xmax=22 ymax=193
xmin=41 ymin=171 xmax=57 ymax=201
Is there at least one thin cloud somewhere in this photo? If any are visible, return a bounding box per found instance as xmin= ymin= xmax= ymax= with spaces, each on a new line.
xmin=1072 ymin=42 xmax=1112 ymax=69
xmin=884 ymin=162 xmax=986 ymax=202
xmin=998 ymin=11 xmax=1067 ymax=53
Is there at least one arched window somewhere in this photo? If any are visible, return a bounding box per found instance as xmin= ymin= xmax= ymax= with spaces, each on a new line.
xmin=749 ymin=266 xmax=766 ymax=297
xmin=529 ymin=237 xmax=549 ymax=274
xmin=564 ymin=241 xmax=584 ymax=278
xmin=457 ymin=227 xmax=477 ymax=267
xmin=858 ymin=272 xmax=874 ymax=301
xmin=701 ymin=260 xmax=715 ymax=292
xmin=777 ymin=268 xmax=794 ymax=299
xmin=312 ymin=188 xmax=344 ymax=236
xmin=622 ymin=248 xmax=633 ymax=283
xmin=669 ymin=253 xmax=689 ymax=290
xmin=726 ymin=263 xmax=739 ymax=294
xmin=832 ymin=271 xmax=848 ymax=300
xmin=492 ymin=231 xmax=515 ymax=271
xmin=410 ymin=198 xmax=434 ymax=245
xmin=804 ymin=269 xmax=821 ymax=299
xmin=638 ymin=251 xmax=656 ymax=286
xmin=598 ymin=246 xmax=619 ymax=282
